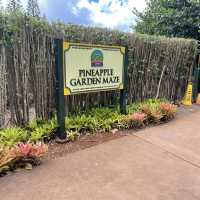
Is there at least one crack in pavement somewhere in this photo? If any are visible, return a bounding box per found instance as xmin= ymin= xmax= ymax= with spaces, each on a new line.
xmin=132 ymin=133 xmax=200 ymax=170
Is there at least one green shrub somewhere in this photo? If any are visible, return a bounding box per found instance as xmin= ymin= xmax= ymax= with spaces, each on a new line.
xmin=127 ymin=103 xmax=140 ymax=114
xmin=65 ymin=100 xmax=176 ymax=134
xmin=0 ymin=99 xmax=177 ymax=150
xmin=29 ymin=118 xmax=58 ymax=142
xmin=86 ymin=107 xmax=122 ymax=131
xmin=66 ymin=114 xmax=98 ymax=133
xmin=67 ymin=131 xmax=79 ymax=142
xmin=0 ymin=127 xmax=29 ymax=147
xmin=0 ymin=118 xmax=58 ymax=148
xmin=66 ymin=107 xmax=124 ymax=133
xmin=27 ymin=118 xmax=45 ymax=130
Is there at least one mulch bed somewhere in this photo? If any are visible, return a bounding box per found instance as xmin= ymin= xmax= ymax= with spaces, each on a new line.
xmin=46 ymin=131 xmax=129 ymax=160
xmin=46 ymin=118 xmax=179 ymax=161
xmin=46 ymin=105 xmax=189 ymax=161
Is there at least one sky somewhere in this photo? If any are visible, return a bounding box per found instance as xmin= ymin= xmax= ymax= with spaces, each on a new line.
xmin=2 ymin=0 xmax=146 ymax=31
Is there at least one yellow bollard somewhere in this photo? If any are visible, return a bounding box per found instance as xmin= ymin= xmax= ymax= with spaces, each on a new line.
xmin=182 ymin=82 xmax=193 ymax=106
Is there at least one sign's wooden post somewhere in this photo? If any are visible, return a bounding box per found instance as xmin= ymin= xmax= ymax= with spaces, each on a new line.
xmin=55 ymin=41 xmax=126 ymax=140
xmin=120 ymin=46 xmax=128 ymax=114
xmin=54 ymin=39 xmax=66 ymax=140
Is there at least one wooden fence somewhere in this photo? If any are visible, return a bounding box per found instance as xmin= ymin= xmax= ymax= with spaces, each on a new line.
xmin=0 ymin=23 xmax=198 ymax=127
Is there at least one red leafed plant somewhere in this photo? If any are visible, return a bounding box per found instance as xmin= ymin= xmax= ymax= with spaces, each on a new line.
xmin=140 ymin=105 xmax=162 ymax=124
xmin=159 ymin=103 xmax=177 ymax=121
xmin=29 ymin=143 xmax=48 ymax=158
xmin=129 ymin=112 xmax=146 ymax=122
xmin=0 ymin=142 xmax=48 ymax=176
xmin=127 ymin=112 xmax=147 ymax=128
xmin=18 ymin=143 xmax=32 ymax=156
xmin=12 ymin=142 xmax=48 ymax=158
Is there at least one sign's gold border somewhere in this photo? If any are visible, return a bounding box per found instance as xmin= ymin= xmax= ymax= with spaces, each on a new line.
xmin=63 ymin=42 xmax=125 ymax=96
xmin=63 ymin=42 xmax=125 ymax=55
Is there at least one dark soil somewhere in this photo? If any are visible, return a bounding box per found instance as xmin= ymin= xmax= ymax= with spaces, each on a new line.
xmin=46 ymin=131 xmax=129 ymax=160
xmin=46 ymin=119 xmax=177 ymax=161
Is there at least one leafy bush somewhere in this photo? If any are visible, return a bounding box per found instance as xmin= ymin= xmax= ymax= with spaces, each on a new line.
xmin=0 ymin=118 xmax=57 ymax=149
xmin=66 ymin=107 xmax=123 ymax=133
xmin=0 ymin=146 xmax=14 ymax=172
xmin=0 ymin=142 xmax=48 ymax=176
xmin=87 ymin=108 xmax=122 ymax=131
xmin=139 ymin=99 xmax=166 ymax=124
xmin=124 ymin=99 xmax=176 ymax=127
xmin=66 ymin=114 xmax=98 ymax=133
xmin=0 ymin=99 xmax=177 ymax=176
xmin=140 ymin=105 xmax=162 ymax=124
xmin=65 ymin=100 xmax=177 ymax=134
xmin=128 ymin=112 xmax=147 ymax=128
xmin=159 ymin=103 xmax=177 ymax=121
xmin=127 ymin=103 xmax=140 ymax=114
xmin=12 ymin=142 xmax=48 ymax=158
xmin=120 ymin=112 xmax=147 ymax=129
xmin=0 ymin=97 xmax=178 ymax=178
xmin=0 ymin=143 xmax=48 ymax=176
xmin=67 ymin=131 xmax=79 ymax=142
xmin=27 ymin=118 xmax=45 ymax=130
xmin=0 ymin=119 xmax=52 ymax=176
xmin=0 ymin=100 xmax=177 ymax=148
xmin=0 ymin=127 xmax=29 ymax=147
xmin=28 ymin=118 xmax=58 ymax=142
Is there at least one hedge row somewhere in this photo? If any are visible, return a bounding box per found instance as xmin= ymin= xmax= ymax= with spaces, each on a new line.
xmin=0 ymin=14 xmax=198 ymax=126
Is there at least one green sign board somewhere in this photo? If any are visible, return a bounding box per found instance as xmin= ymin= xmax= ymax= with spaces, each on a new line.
xmin=54 ymin=39 xmax=128 ymax=140
xmin=63 ymin=42 xmax=125 ymax=95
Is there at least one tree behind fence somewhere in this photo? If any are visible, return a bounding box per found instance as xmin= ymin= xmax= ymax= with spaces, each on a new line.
xmin=0 ymin=23 xmax=198 ymax=127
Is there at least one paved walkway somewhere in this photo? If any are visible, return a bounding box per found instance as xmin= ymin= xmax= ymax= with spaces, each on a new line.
xmin=1 ymin=106 xmax=200 ymax=200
